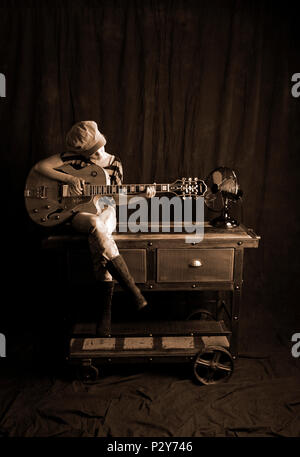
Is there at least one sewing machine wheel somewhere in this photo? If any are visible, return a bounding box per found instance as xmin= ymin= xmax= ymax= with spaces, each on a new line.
xmin=186 ymin=308 xmax=215 ymax=321
xmin=77 ymin=362 xmax=99 ymax=383
xmin=193 ymin=346 xmax=234 ymax=385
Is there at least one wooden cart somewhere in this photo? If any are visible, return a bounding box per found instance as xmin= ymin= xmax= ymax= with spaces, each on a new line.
xmin=48 ymin=223 xmax=260 ymax=384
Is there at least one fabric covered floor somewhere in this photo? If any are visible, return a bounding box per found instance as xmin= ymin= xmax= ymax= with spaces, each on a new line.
xmin=0 ymin=318 xmax=299 ymax=438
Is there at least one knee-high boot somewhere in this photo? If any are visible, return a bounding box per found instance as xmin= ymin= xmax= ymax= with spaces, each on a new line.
xmin=106 ymin=255 xmax=147 ymax=310
xmin=95 ymin=281 xmax=114 ymax=336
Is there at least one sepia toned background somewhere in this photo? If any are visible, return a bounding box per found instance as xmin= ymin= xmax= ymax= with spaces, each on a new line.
xmin=0 ymin=0 xmax=299 ymax=438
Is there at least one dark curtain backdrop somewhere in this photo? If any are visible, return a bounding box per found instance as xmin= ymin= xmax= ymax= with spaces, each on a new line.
xmin=1 ymin=0 xmax=300 ymax=332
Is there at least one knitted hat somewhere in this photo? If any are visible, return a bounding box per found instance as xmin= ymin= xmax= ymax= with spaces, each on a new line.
xmin=66 ymin=121 xmax=106 ymax=156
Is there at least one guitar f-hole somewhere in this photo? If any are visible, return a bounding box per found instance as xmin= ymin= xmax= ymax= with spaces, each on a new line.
xmin=47 ymin=207 xmax=64 ymax=219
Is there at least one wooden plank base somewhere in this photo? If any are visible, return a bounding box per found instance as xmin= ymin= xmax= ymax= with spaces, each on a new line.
xmin=68 ymin=320 xmax=231 ymax=365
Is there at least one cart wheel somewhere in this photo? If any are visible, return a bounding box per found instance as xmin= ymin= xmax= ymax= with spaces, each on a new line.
xmin=77 ymin=362 xmax=99 ymax=383
xmin=193 ymin=345 xmax=234 ymax=385
xmin=186 ymin=308 xmax=215 ymax=321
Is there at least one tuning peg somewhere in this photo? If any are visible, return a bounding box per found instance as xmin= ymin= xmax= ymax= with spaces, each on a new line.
xmin=194 ymin=177 xmax=198 ymax=181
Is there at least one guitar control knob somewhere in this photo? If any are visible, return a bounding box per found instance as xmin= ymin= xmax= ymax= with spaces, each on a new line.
xmin=33 ymin=208 xmax=38 ymax=213
xmin=46 ymin=205 xmax=51 ymax=209
xmin=55 ymin=215 xmax=60 ymax=220
xmin=40 ymin=217 xmax=46 ymax=222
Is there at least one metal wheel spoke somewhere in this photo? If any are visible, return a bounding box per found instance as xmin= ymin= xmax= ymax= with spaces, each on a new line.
xmin=211 ymin=351 xmax=221 ymax=369
xmin=215 ymin=362 xmax=232 ymax=373
xmin=195 ymin=358 xmax=212 ymax=368
xmin=213 ymin=352 xmax=221 ymax=363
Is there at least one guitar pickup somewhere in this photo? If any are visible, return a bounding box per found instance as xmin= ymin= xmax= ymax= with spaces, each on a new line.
xmin=62 ymin=185 xmax=69 ymax=197
xmin=39 ymin=186 xmax=48 ymax=198
xmin=24 ymin=186 xmax=48 ymax=198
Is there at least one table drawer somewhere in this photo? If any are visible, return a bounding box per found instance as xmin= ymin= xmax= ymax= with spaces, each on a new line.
xmin=157 ymin=249 xmax=234 ymax=282
xmin=119 ymin=249 xmax=147 ymax=283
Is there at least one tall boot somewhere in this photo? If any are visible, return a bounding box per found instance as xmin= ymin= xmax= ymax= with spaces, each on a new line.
xmin=95 ymin=281 xmax=114 ymax=336
xmin=106 ymin=255 xmax=147 ymax=310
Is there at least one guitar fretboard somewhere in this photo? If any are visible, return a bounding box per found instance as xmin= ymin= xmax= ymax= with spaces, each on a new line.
xmin=64 ymin=183 xmax=170 ymax=197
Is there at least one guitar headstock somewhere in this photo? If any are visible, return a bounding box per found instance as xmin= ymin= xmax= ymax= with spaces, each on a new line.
xmin=169 ymin=177 xmax=207 ymax=199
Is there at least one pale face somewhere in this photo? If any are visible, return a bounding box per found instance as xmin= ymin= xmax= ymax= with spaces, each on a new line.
xmin=89 ymin=146 xmax=106 ymax=161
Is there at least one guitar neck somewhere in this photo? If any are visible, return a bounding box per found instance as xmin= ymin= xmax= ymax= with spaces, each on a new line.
xmin=62 ymin=183 xmax=171 ymax=197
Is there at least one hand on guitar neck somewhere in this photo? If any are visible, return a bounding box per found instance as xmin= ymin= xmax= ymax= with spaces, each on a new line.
xmin=142 ymin=185 xmax=156 ymax=199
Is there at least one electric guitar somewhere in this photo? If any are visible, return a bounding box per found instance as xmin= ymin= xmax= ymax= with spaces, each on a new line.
xmin=24 ymin=163 xmax=207 ymax=227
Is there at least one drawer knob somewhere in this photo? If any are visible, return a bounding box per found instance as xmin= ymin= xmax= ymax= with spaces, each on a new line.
xmin=189 ymin=259 xmax=202 ymax=267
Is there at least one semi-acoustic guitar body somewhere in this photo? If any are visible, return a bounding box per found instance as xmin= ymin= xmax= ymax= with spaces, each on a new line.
xmin=24 ymin=163 xmax=108 ymax=227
